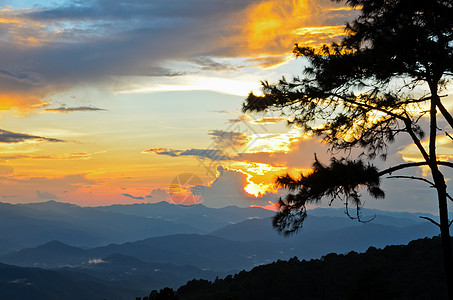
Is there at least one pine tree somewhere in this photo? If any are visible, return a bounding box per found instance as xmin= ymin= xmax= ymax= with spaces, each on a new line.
xmin=243 ymin=0 xmax=453 ymax=297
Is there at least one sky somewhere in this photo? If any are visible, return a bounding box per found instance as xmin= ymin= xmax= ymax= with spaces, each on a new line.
xmin=0 ymin=0 xmax=452 ymax=214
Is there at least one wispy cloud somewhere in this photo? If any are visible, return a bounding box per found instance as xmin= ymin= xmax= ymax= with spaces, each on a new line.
xmin=0 ymin=129 xmax=64 ymax=143
xmin=226 ymin=115 xmax=254 ymax=124
xmin=122 ymin=193 xmax=145 ymax=200
xmin=251 ymin=117 xmax=287 ymax=124
xmin=44 ymin=106 xmax=107 ymax=113
xmin=143 ymin=147 xmax=231 ymax=161
xmin=0 ymin=152 xmax=93 ymax=160
xmin=190 ymin=56 xmax=237 ymax=71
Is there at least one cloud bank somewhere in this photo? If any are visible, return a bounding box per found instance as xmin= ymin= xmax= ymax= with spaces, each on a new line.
xmin=0 ymin=0 xmax=357 ymax=110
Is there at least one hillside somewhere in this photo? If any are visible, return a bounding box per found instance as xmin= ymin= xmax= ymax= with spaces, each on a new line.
xmin=0 ymin=262 xmax=140 ymax=300
xmin=143 ymin=237 xmax=450 ymax=300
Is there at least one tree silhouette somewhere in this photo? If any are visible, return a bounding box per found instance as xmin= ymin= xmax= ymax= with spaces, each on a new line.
xmin=243 ymin=0 xmax=453 ymax=297
xmin=139 ymin=288 xmax=178 ymax=300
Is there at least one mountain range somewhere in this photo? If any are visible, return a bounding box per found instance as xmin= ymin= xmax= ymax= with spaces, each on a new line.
xmin=0 ymin=200 xmax=273 ymax=253
xmin=0 ymin=200 xmax=444 ymax=299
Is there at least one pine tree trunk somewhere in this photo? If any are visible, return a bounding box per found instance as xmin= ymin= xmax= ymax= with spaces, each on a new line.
xmin=429 ymin=84 xmax=453 ymax=299
xmin=433 ymin=170 xmax=453 ymax=300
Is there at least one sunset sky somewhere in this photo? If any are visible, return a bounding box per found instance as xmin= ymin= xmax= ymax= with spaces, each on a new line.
xmin=0 ymin=0 xmax=452 ymax=214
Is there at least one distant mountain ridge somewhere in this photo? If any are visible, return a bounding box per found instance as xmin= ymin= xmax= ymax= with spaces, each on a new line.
xmin=0 ymin=200 xmax=273 ymax=253
xmin=0 ymin=200 xmax=441 ymax=259
xmin=90 ymin=201 xmax=275 ymax=231
xmin=1 ymin=216 xmax=439 ymax=271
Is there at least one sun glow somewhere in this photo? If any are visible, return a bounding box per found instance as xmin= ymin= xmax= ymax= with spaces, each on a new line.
xmin=244 ymin=181 xmax=275 ymax=197
xmin=227 ymin=161 xmax=284 ymax=197
xmin=246 ymin=129 xmax=303 ymax=153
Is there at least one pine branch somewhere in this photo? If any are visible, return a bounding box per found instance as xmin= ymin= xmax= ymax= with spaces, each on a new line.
xmin=379 ymin=161 xmax=453 ymax=176
xmin=329 ymin=92 xmax=408 ymax=122
xmin=386 ymin=175 xmax=435 ymax=187
xmin=447 ymin=193 xmax=453 ymax=202
xmin=404 ymin=116 xmax=431 ymax=163
xmin=446 ymin=132 xmax=453 ymax=141
xmin=420 ymin=216 xmax=441 ymax=227
xmin=344 ymin=203 xmax=376 ymax=223
xmin=436 ymin=99 xmax=453 ymax=129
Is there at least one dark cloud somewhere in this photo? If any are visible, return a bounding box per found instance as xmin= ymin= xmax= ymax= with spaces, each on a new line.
xmin=143 ymin=147 xmax=231 ymax=161
xmin=144 ymin=67 xmax=187 ymax=77
xmin=144 ymin=130 xmax=251 ymax=164
xmin=226 ymin=115 xmax=253 ymax=123
xmin=122 ymin=193 xmax=145 ymax=200
xmin=1 ymin=0 xmax=252 ymax=84
xmin=0 ymin=69 xmax=47 ymax=86
xmin=190 ymin=56 xmax=237 ymax=71
xmin=45 ymin=106 xmax=107 ymax=113
xmin=181 ymin=149 xmax=231 ymax=160
xmin=24 ymin=0 xmax=249 ymax=22
xmin=36 ymin=190 xmax=58 ymax=199
xmin=208 ymin=129 xmax=249 ymax=150
xmin=0 ymin=129 xmax=64 ymax=143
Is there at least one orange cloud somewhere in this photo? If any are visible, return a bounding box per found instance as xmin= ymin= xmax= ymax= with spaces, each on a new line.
xmin=0 ymin=91 xmax=49 ymax=111
xmin=238 ymin=0 xmax=355 ymax=57
xmin=225 ymin=161 xmax=285 ymax=197
xmin=0 ymin=8 xmax=49 ymax=47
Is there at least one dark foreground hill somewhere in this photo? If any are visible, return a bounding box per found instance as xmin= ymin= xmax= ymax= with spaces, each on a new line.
xmin=142 ymin=237 xmax=450 ymax=300
xmin=0 ymin=263 xmax=140 ymax=300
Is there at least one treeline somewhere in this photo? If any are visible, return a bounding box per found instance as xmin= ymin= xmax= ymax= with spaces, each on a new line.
xmin=137 ymin=236 xmax=449 ymax=299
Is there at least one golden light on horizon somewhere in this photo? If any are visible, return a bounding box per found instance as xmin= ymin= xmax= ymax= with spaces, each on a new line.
xmin=251 ymin=200 xmax=278 ymax=211
xmin=244 ymin=180 xmax=275 ymax=197
xmin=226 ymin=162 xmax=283 ymax=197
